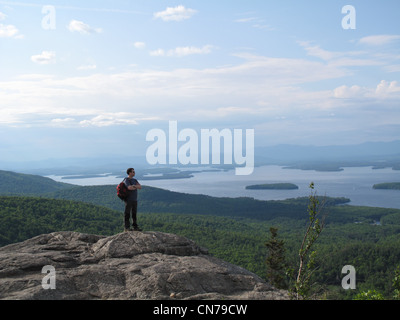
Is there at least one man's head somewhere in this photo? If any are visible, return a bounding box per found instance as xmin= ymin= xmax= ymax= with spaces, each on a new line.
xmin=127 ymin=168 xmax=135 ymax=177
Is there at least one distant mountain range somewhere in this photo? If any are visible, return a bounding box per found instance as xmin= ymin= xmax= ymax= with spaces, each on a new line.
xmin=256 ymin=140 xmax=400 ymax=163
xmin=0 ymin=140 xmax=399 ymax=175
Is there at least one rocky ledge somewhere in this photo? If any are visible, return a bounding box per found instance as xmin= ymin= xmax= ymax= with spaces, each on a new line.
xmin=0 ymin=231 xmax=288 ymax=300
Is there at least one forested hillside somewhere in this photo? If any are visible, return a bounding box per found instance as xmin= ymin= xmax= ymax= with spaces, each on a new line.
xmin=1 ymin=170 xmax=400 ymax=299
xmin=50 ymin=184 xmax=351 ymax=221
xmin=0 ymin=196 xmax=121 ymax=245
xmin=0 ymin=170 xmax=73 ymax=195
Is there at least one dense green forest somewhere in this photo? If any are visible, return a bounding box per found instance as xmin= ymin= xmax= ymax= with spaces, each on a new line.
xmin=49 ymin=184 xmax=351 ymax=221
xmin=0 ymin=170 xmax=400 ymax=299
xmin=0 ymin=196 xmax=121 ymax=245
xmin=0 ymin=170 xmax=73 ymax=195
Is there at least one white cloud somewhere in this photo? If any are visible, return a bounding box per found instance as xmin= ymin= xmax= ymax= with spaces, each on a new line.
xmin=334 ymin=85 xmax=366 ymax=99
xmin=150 ymin=45 xmax=213 ymax=57
xmin=1 ymin=52 xmax=399 ymax=143
xmin=384 ymin=64 xmax=400 ymax=73
xmin=298 ymin=42 xmax=343 ymax=61
xmin=0 ymin=10 xmax=24 ymax=38
xmin=50 ymin=118 xmax=76 ymax=127
xmin=376 ymin=80 xmax=400 ymax=96
xmin=68 ymin=20 xmax=102 ymax=34
xmin=149 ymin=48 xmax=165 ymax=57
xmin=359 ymin=35 xmax=400 ymax=46
xmin=134 ymin=42 xmax=146 ymax=49
xmin=0 ymin=23 xmax=23 ymax=38
xmin=48 ymin=113 xmax=147 ymax=128
xmin=154 ymin=5 xmax=197 ymax=22
xmin=77 ymin=64 xmax=97 ymax=71
xmin=51 ymin=118 xmax=76 ymax=123
xmin=235 ymin=16 xmax=275 ymax=30
xmin=334 ymin=80 xmax=400 ymax=99
xmin=31 ymin=51 xmax=56 ymax=65
xmin=252 ymin=24 xmax=275 ymax=30
xmin=298 ymin=42 xmax=388 ymax=70
xmin=79 ymin=113 xmax=139 ymax=127
xmin=298 ymin=41 xmax=369 ymax=62
xmin=235 ymin=17 xmax=258 ymax=23
xmin=214 ymin=106 xmax=257 ymax=118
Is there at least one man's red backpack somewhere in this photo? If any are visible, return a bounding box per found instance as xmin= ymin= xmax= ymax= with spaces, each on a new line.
xmin=116 ymin=181 xmax=129 ymax=201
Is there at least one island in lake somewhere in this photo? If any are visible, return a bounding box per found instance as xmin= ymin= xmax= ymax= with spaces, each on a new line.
xmin=373 ymin=182 xmax=400 ymax=190
xmin=246 ymin=183 xmax=299 ymax=190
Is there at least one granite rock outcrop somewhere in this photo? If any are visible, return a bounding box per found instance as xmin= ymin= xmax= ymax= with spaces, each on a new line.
xmin=0 ymin=231 xmax=288 ymax=300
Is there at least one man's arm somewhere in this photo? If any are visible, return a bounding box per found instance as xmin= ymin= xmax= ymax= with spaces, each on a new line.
xmin=134 ymin=180 xmax=142 ymax=190
xmin=128 ymin=180 xmax=142 ymax=190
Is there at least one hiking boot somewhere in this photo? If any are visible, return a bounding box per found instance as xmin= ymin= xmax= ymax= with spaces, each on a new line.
xmin=133 ymin=226 xmax=142 ymax=232
xmin=124 ymin=228 xmax=133 ymax=232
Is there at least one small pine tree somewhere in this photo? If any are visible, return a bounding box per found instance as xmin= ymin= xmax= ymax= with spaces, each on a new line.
xmin=265 ymin=227 xmax=287 ymax=289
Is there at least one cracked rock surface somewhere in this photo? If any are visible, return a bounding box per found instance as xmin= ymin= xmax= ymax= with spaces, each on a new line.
xmin=0 ymin=231 xmax=288 ymax=300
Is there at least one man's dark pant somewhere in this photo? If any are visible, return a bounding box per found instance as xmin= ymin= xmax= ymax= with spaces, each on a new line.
xmin=124 ymin=200 xmax=138 ymax=229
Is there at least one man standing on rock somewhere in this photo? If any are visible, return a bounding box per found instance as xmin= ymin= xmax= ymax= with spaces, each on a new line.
xmin=123 ymin=168 xmax=142 ymax=232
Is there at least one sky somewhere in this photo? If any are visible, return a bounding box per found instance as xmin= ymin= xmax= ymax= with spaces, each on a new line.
xmin=0 ymin=0 xmax=399 ymax=163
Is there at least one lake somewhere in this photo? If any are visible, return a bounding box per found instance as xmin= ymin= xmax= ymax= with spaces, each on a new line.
xmin=47 ymin=166 xmax=400 ymax=209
